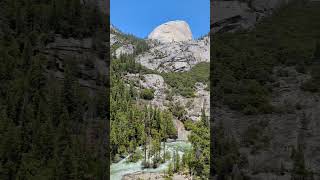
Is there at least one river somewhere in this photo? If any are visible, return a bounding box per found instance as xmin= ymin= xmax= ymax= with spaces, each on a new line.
xmin=110 ymin=141 xmax=191 ymax=180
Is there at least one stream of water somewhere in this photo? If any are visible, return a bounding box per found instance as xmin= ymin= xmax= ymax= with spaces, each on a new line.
xmin=110 ymin=141 xmax=191 ymax=180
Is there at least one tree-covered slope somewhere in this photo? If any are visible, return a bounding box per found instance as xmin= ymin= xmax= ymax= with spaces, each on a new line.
xmin=0 ymin=0 xmax=109 ymax=179
xmin=212 ymin=1 xmax=320 ymax=179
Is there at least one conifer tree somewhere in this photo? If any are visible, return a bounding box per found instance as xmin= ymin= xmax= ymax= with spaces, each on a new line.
xmin=22 ymin=37 xmax=32 ymax=70
xmin=175 ymin=150 xmax=180 ymax=172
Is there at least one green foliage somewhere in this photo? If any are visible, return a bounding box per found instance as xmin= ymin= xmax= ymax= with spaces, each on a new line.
xmin=111 ymin=30 xmax=149 ymax=55
xmin=110 ymin=57 xmax=177 ymax=164
xmin=187 ymin=116 xmax=210 ymax=179
xmin=168 ymin=162 xmax=174 ymax=177
xmin=127 ymin=149 xmax=143 ymax=163
xmin=163 ymin=62 xmax=209 ymax=97
xmin=174 ymin=150 xmax=180 ymax=172
xmin=169 ymin=102 xmax=186 ymax=120
xmin=164 ymin=151 xmax=171 ymax=161
xmin=183 ymin=119 xmax=195 ymax=131
xmin=1 ymin=0 xmax=106 ymax=39
xmin=212 ymin=2 xmax=320 ymax=114
xmin=213 ymin=121 xmax=242 ymax=179
xmin=242 ymin=120 xmax=271 ymax=154
xmin=140 ymin=88 xmax=154 ymax=100
xmin=219 ymin=78 xmax=273 ymax=114
xmin=0 ymin=1 xmax=108 ymax=178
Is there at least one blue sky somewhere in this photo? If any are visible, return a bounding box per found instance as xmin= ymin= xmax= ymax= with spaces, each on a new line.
xmin=110 ymin=0 xmax=210 ymax=39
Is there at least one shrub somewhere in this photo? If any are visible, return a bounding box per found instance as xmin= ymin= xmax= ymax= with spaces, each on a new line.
xmin=184 ymin=119 xmax=195 ymax=131
xmin=168 ymin=162 xmax=174 ymax=176
xmin=140 ymin=88 xmax=154 ymax=100
xmin=169 ymin=102 xmax=186 ymax=120
xmin=222 ymin=79 xmax=272 ymax=114
xmin=164 ymin=152 xmax=171 ymax=161
xmin=127 ymin=149 xmax=143 ymax=163
xmin=165 ymin=90 xmax=174 ymax=101
xmin=163 ymin=62 xmax=209 ymax=97
xmin=152 ymin=156 xmax=161 ymax=168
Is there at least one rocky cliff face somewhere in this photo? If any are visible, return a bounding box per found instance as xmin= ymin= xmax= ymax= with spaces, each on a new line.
xmin=130 ymin=21 xmax=210 ymax=73
xmin=214 ymin=66 xmax=320 ymax=179
xmin=211 ymin=0 xmax=290 ymax=33
xmin=136 ymin=36 xmax=209 ymax=72
xmin=148 ymin=20 xmax=193 ymax=43
xmin=41 ymin=34 xmax=108 ymax=96
xmin=212 ymin=1 xmax=320 ymax=179
xmin=111 ymin=21 xmax=209 ymax=73
xmin=82 ymin=0 xmax=109 ymax=14
xmin=111 ymin=21 xmax=210 ymax=140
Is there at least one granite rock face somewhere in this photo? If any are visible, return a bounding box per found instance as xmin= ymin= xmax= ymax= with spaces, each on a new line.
xmin=111 ymin=21 xmax=209 ymax=73
xmin=173 ymin=82 xmax=210 ymax=121
xmin=211 ymin=0 xmax=291 ymax=33
xmin=148 ymin=20 xmax=193 ymax=44
xmin=214 ymin=66 xmax=320 ymax=178
xmin=124 ymin=73 xmax=210 ymax=122
xmin=115 ymin=44 xmax=135 ymax=58
xmin=41 ymin=35 xmax=108 ymax=96
xmin=112 ymin=22 xmax=210 ymax=123
xmin=110 ymin=25 xmax=135 ymax=58
xmin=137 ymin=36 xmax=209 ymax=72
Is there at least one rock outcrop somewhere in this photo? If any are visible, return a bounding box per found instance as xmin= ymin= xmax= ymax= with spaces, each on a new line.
xmin=140 ymin=74 xmax=167 ymax=108
xmin=41 ymin=35 xmax=108 ymax=96
xmin=211 ymin=0 xmax=291 ymax=33
xmin=173 ymin=83 xmax=210 ymax=121
xmin=124 ymin=73 xmax=210 ymax=122
xmin=214 ymin=66 xmax=320 ymax=178
xmin=110 ymin=33 xmax=118 ymax=46
xmin=111 ymin=21 xmax=209 ymax=73
xmin=137 ymin=36 xmax=209 ymax=72
xmin=115 ymin=44 xmax=135 ymax=58
xmin=112 ymin=23 xmax=210 ymax=121
xmin=110 ymin=27 xmax=135 ymax=58
xmin=148 ymin=20 xmax=193 ymax=43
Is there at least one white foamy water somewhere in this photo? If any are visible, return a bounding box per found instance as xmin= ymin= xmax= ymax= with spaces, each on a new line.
xmin=110 ymin=141 xmax=191 ymax=180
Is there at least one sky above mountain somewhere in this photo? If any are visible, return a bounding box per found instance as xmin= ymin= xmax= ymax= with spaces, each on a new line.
xmin=111 ymin=0 xmax=210 ymax=39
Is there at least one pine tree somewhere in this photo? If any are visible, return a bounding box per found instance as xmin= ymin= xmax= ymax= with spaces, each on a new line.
xmin=22 ymin=37 xmax=32 ymax=70
xmin=0 ymin=109 xmax=21 ymax=179
xmin=175 ymin=150 xmax=180 ymax=172
xmin=28 ymin=55 xmax=46 ymax=94
xmin=201 ymin=106 xmax=208 ymax=126
xmin=62 ymin=59 xmax=83 ymax=125
xmin=168 ymin=162 xmax=174 ymax=176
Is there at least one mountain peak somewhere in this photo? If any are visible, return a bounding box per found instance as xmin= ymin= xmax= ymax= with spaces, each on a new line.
xmin=148 ymin=20 xmax=193 ymax=43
